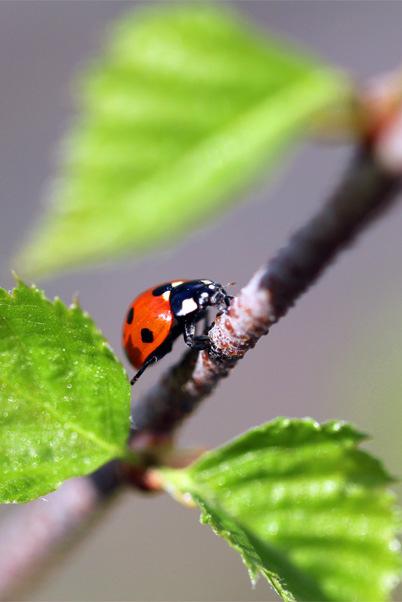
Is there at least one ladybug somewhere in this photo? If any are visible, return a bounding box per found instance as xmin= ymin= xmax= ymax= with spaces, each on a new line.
xmin=123 ymin=279 xmax=232 ymax=384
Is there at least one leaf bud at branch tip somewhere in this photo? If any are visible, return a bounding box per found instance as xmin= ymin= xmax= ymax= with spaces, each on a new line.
xmin=376 ymin=109 xmax=402 ymax=174
xmin=358 ymin=68 xmax=402 ymax=173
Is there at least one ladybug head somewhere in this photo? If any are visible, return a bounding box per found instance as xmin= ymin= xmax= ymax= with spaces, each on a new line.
xmin=202 ymin=281 xmax=232 ymax=312
xmin=170 ymin=280 xmax=232 ymax=319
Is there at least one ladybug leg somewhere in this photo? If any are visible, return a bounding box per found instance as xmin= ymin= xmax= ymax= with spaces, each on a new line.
xmin=183 ymin=320 xmax=210 ymax=351
xmin=218 ymin=295 xmax=233 ymax=313
xmin=130 ymin=354 xmax=158 ymax=385
xmin=183 ymin=320 xmax=196 ymax=346
xmin=201 ymin=309 xmax=210 ymax=335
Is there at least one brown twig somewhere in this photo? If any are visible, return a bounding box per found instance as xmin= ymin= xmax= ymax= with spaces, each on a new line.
xmin=1 ymin=94 xmax=401 ymax=602
xmin=131 ymin=145 xmax=401 ymax=437
xmin=0 ymin=472 xmax=120 ymax=601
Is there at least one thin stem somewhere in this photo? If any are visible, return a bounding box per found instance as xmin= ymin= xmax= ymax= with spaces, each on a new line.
xmin=131 ymin=146 xmax=401 ymax=436
xmin=1 ymin=133 xmax=401 ymax=602
xmin=0 ymin=470 xmax=120 ymax=601
xmin=262 ymin=148 xmax=400 ymax=320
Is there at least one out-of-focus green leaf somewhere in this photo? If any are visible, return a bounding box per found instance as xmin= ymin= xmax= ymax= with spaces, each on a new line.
xmin=0 ymin=280 xmax=130 ymax=502
xmin=17 ymin=6 xmax=349 ymax=276
xmin=159 ymin=418 xmax=401 ymax=601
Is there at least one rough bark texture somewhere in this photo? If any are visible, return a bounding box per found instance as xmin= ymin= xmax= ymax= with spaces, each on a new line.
xmin=1 ymin=129 xmax=401 ymax=601
xmin=131 ymin=148 xmax=400 ymax=436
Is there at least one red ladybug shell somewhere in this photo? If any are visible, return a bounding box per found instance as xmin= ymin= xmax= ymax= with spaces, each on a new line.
xmin=122 ymin=284 xmax=174 ymax=369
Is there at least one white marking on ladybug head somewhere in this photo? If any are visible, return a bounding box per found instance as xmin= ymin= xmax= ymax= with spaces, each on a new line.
xmin=176 ymin=297 xmax=198 ymax=316
xmin=171 ymin=281 xmax=184 ymax=287
xmin=201 ymin=279 xmax=212 ymax=285
xmin=162 ymin=290 xmax=171 ymax=301
xmin=208 ymin=284 xmax=216 ymax=290
xmin=199 ymin=291 xmax=210 ymax=307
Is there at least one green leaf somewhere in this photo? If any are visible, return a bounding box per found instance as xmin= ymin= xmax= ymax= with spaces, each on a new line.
xmin=16 ymin=6 xmax=349 ymax=276
xmin=0 ymin=280 xmax=130 ymax=502
xmin=160 ymin=418 xmax=401 ymax=602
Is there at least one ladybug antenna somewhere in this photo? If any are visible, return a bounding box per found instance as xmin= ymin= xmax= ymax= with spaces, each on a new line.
xmin=226 ymin=281 xmax=236 ymax=287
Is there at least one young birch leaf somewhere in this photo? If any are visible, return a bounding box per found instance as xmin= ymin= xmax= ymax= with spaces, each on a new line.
xmin=0 ymin=280 xmax=130 ymax=503
xmin=159 ymin=418 xmax=401 ymax=602
xmin=16 ymin=6 xmax=349 ymax=276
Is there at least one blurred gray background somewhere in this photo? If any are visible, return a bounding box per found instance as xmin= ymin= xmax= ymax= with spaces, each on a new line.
xmin=1 ymin=1 xmax=402 ymax=600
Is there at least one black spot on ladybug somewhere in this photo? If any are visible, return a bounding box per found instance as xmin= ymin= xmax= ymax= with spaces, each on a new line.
xmin=141 ymin=328 xmax=154 ymax=343
xmin=126 ymin=307 xmax=134 ymax=324
xmin=152 ymin=284 xmax=171 ymax=297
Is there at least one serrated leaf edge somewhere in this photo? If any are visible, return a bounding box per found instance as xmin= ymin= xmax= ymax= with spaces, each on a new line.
xmin=0 ymin=277 xmax=128 ymax=460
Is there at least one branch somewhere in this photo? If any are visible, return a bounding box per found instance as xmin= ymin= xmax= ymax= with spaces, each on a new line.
xmin=1 ymin=92 xmax=401 ymax=601
xmin=0 ymin=462 xmax=121 ymax=601
xmin=131 ymin=146 xmax=401 ymax=436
